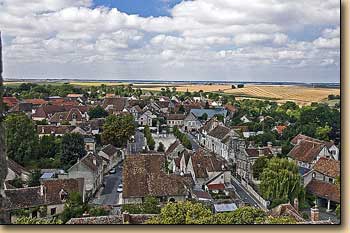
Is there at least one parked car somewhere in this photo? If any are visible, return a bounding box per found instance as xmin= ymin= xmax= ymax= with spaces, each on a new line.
xmin=109 ymin=168 xmax=116 ymax=174
xmin=117 ymin=187 xmax=123 ymax=192
xmin=118 ymin=184 xmax=123 ymax=188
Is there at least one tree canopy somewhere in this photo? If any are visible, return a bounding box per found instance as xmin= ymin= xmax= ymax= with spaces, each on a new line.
xmin=102 ymin=114 xmax=136 ymax=147
xmin=5 ymin=113 xmax=38 ymax=166
xmin=260 ymin=158 xmax=305 ymax=206
xmin=60 ymin=133 xmax=86 ymax=169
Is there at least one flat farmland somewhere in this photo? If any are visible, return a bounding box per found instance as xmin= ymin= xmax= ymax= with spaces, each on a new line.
xmin=141 ymin=84 xmax=340 ymax=105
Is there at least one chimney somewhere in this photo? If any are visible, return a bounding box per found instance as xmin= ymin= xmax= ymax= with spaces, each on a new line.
xmin=122 ymin=212 xmax=131 ymax=224
xmin=310 ymin=205 xmax=320 ymax=222
xmin=293 ymin=198 xmax=299 ymax=212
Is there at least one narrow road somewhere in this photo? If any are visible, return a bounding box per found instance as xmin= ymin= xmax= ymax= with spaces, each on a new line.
xmin=231 ymin=177 xmax=261 ymax=209
xmin=187 ymin=133 xmax=200 ymax=151
xmin=91 ymin=162 xmax=123 ymax=206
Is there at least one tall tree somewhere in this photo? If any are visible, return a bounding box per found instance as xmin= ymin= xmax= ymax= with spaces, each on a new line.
xmin=5 ymin=113 xmax=38 ymax=166
xmin=260 ymin=158 xmax=305 ymax=205
xmin=60 ymin=133 xmax=86 ymax=169
xmin=102 ymin=114 xmax=136 ymax=147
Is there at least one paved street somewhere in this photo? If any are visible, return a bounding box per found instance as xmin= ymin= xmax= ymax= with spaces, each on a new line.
xmin=91 ymin=162 xmax=123 ymax=206
xmin=187 ymin=132 xmax=200 ymax=151
xmin=231 ymin=177 xmax=261 ymax=208
xmin=127 ymin=130 xmax=145 ymax=154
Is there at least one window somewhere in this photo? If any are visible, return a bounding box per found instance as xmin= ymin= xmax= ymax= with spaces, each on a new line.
xmin=329 ymin=178 xmax=334 ymax=183
xmin=312 ymin=172 xmax=316 ymax=178
xmin=50 ymin=208 xmax=56 ymax=215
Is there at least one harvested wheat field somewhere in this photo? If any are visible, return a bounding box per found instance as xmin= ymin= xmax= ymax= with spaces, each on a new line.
xmin=141 ymin=84 xmax=339 ymax=105
xmin=226 ymin=85 xmax=340 ymax=105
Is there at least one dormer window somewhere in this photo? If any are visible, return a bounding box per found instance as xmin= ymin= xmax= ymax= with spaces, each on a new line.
xmin=72 ymin=113 xmax=77 ymax=119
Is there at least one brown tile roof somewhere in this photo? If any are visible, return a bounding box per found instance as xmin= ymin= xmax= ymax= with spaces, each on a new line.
xmin=167 ymin=114 xmax=185 ymax=121
xmin=122 ymin=154 xmax=189 ymax=198
xmin=245 ymin=148 xmax=272 ymax=158
xmin=42 ymin=178 xmax=84 ymax=205
xmin=37 ymin=125 xmax=75 ymax=135
xmin=7 ymin=158 xmax=29 ymax=176
xmin=306 ymin=179 xmax=340 ymax=203
xmin=101 ymin=144 xmax=118 ymax=157
xmin=200 ymin=117 xmax=220 ymax=133
xmin=3 ymin=97 xmax=19 ymax=108
xmin=208 ymin=125 xmax=231 ymax=140
xmin=5 ymin=187 xmax=45 ymax=210
xmin=102 ymin=97 xmax=127 ymax=112
xmin=165 ymin=140 xmax=181 ymax=155
xmin=191 ymin=149 xmax=226 ymax=178
xmin=156 ymin=101 xmax=170 ymax=109
xmin=207 ymin=183 xmax=225 ymax=191
xmin=49 ymin=111 xmax=69 ymax=123
xmin=192 ymin=190 xmax=212 ymax=200
xmin=51 ymin=99 xmax=80 ymax=106
xmin=32 ymin=105 xmax=66 ymax=118
xmin=9 ymin=102 xmax=33 ymax=113
xmin=80 ymin=153 xmax=103 ymax=173
xmin=270 ymin=203 xmax=304 ymax=222
xmin=313 ymin=158 xmax=340 ymax=178
xmin=291 ymin=134 xmax=334 ymax=147
xmin=288 ymin=140 xmax=325 ymax=163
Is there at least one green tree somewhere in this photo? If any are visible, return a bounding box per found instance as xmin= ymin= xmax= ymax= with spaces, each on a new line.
xmin=157 ymin=142 xmax=165 ymax=152
xmin=5 ymin=113 xmax=38 ymax=166
xmin=60 ymin=192 xmax=85 ymax=223
xmin=102 ymin=114 xmax=136 ymax=147
xmin=88 ymin=105 xmax=108 ymax=119
xmin=27 ymin=169 xmax=41 ymax=187
xmin=315 ymin=125 xmax=331 ymax=141
xmin=60 ymin=133 xmax=86 ymax=169
xmin=260 ymin=158 xmax=305 ymax=205
xmin=146 ymin=201 xmax=212 ymax=224
xmin=37 ymin=135 xmax=60 ymax=159
xmin=252 ymin=156 xmax=270 ymax=180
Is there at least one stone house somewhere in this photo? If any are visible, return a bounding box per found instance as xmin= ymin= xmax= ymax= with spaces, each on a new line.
xmin=4 ymin=178 xmax=84 ymax=223
xmin=166 ymin=114 xmax=185 ymax=128
xmin=138 ymin=110 xmax=157 ymax=127
xmin=303 ymin=157 xmax=340 ymax=212
xmin=183 ymin=112 xmax=202 ymax=132
xmin=287 ymin=134 xmax=339 ymax=169
xmin=236 ymin=147 xmax=273 ymax=182
xmin=98 ymin=144 xmax=122 ymax=173
xmin=5 ymin=159 xmax=30 ymax=183
xmin=68 ymin=153 xmax=103 ymax=198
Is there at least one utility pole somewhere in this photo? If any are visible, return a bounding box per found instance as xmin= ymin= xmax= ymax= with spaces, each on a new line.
xmin=0 ymin=31 xmax=9 ymax=224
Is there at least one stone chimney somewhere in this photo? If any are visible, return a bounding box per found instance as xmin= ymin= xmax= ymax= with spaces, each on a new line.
xmin=293 ymin=198 xmax=299 ymax=212
xmin=310 ymin=205 xmax=320 ymax=222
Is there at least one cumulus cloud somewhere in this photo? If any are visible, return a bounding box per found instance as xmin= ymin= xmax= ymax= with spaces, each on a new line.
xmin=0 ymin=0 xmax=340 ymax=82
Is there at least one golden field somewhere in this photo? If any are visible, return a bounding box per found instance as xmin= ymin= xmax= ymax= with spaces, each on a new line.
xmin=140 ymin=84 xmax=340 ymax=105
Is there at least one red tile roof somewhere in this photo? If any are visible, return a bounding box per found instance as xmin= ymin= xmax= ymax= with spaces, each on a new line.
xmin=24 ymin=98 xmax=48 ymax=105
xmin=306 ymin=179 xmax=340 ymax=203
xmin=275 ymin=125 xmax=287 ymax=135
xmin=207 ymin=183 xmax=225 ymax=191
xmin=3 ymin=97 xmax=19 ymax=108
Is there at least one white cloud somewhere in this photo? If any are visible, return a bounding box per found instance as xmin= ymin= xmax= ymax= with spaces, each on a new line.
xmin=0 ymin=0 xmax=340 ymax=82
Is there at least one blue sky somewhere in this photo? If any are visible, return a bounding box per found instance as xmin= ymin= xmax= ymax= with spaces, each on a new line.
xmin=93 ymin=0 xmax=183 ymax=17
xmin=0 ymin=0 xmax=340 ymax=82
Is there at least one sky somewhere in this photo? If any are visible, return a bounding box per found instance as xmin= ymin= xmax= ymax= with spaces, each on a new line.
xmin=0 ymin=0 xmax=340 ymax=82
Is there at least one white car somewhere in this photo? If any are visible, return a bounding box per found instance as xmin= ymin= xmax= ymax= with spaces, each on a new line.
xmin=118 ymin=184 xmax=123 ymax=188
xmin=117 ymin=187 xmax=123 ymax=192
xmin=109 ymin=168 xmax=116 ymax=174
